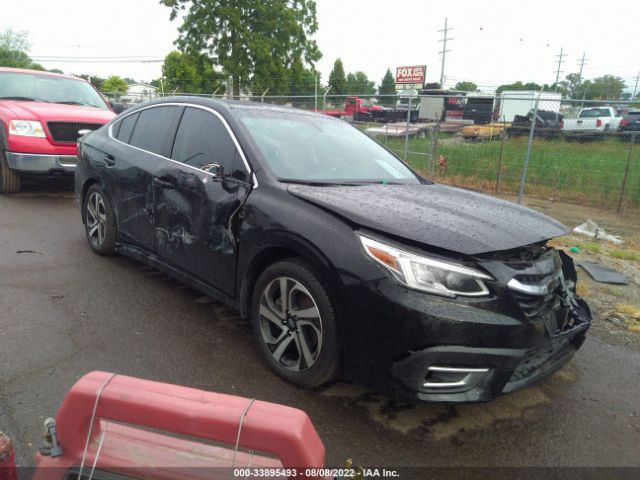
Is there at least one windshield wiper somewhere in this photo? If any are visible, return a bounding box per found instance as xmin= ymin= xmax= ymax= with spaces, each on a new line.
xmin=278 ymin=178 xmax=363 ymax=186
xmin=0 ymin=96 xmax=49 ymax=102
xmin=55 ymin=101 xmax=95 ymax=107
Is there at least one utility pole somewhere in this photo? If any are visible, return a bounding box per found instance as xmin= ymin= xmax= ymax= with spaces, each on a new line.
xmin=632 ymin=71 xmax=640 ymax=102
xmin=554 ymin=47 xmax=567 ymax=92
xmin=438 ymin=18 xmax=453 ymax=88
xmin=577 ymin=52 xmax=588 ymax=82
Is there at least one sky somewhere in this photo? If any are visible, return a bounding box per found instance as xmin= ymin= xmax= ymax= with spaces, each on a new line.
xmin=6 ymin=0 xmax=640 ymax=92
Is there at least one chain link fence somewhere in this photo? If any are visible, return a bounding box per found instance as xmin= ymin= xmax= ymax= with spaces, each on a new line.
xmin=102 ymin=90 xmax=640 ymax=226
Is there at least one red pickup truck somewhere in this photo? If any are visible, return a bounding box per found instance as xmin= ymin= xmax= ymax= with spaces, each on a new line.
xmin=0 ymin=67 xmax=115 ymax=193
xmin=322 ymin=96 xmax=385 ymax=121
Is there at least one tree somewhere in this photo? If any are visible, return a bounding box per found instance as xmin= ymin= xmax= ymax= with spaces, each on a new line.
xmin=454 ymin=81 xmax=477 ymax=92
xmin=378 ymin=68 xmax=396 ymax=106
xmin=287 ymin=57 xmax=319 ymax=97
xmin=77 ymin=74 xmax=105 ymax=91
xmin=346 ymin=71 xmax=375 ymax=95
xmin=48 ymin=68 xmax=64 ymax=74
xmin=587 ymin=75 xmax=626 ymax=100
xmin=160 ymin=50 xmax=223 ymax=94
xmin=0 ymin=28 xmax=42 ymax=70
xmin=328 ymin=58 xmax=347 ymax=95
xmin=160 ymin=0 xmax=321 ymax=98
xmin=101 ymin=76 xmax=129 ymax=93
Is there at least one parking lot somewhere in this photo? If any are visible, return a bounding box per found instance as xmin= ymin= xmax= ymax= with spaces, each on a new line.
xmin=1 ymin=180 xmax=639 ymax=474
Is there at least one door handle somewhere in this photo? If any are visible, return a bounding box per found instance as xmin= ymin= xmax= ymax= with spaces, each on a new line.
xmin=153 ymin=177 xmax=175 ymax=190
xmin=103 ymin=154 xmax=116 ymax=166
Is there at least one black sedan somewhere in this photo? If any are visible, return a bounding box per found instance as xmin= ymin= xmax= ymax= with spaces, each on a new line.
xmin=75 ymin=97 xmax=591 ymax=403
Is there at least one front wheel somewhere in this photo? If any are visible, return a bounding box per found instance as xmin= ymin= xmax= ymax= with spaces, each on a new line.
xmin=0 ymin=150 xmax=21 ymax=194
xmin=83 ymin=184 xmax=117 ymax=255
xmin=251 ymin=259 xmax=341 ymax=387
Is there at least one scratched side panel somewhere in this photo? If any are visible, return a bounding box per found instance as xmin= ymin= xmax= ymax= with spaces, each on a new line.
xmin=153 ymin=164 xmax=248 ymax=297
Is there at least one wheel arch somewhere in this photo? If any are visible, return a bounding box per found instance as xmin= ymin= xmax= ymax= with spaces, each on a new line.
xmin=80 ymin=178 xmax=118 ymax=229
xmin=238 ymin=234 xmax=344 ymax=319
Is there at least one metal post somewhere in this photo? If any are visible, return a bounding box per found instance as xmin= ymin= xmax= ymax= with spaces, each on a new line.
xmin=403 ymin=91 xmax=412 ymax=161
xmin=314 ymin=74 xmax=318 ymax=112
xmin=517 ymin=91 xmax=542 ymax=203
xmin=430 ymin=123 xmax=439 ymax=175
xmin=385 ymin=122 xmax=389 ymax=146
xmin=617 ymin=131 xmax=636 ymax=213
xmin=261 ymin=88 xmax=270 ymax=103
xmin=632 ymin=71 xmax=640 ymax=103
xmin=495 ymin=125 xmax=507 ymax=194
xmin=323 ymin=87 xmax=331 ymax=114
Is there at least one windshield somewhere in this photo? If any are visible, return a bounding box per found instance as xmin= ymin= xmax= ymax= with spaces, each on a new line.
xmin=0 ymin=72 xmax=109 ymax=109
xmin=235 ymin=108 xmax=420 ymax=184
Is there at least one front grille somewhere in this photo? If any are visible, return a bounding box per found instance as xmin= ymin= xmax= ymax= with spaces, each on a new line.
xmin=512 ymin=289 xmax=562 ymax=320
xmin=47 ymin=122 xmax=102 ymax=143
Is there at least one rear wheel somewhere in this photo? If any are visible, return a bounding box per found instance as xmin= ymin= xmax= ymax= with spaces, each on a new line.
xmin=83 ymin=184 xmax=117 ymax=255
xmin=0 ymin=150 xmax=21 ymax=194
xmin=251 ymin=259 xmax=341 ymax=387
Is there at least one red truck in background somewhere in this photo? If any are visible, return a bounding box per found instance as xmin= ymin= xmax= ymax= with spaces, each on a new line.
xmin=0 ymin=67 xmax=115 ymax=193
xmin=322 ymin=96 xmax=386 ymax=121
xmin=322 ymin=96 xmax=420 ymax=123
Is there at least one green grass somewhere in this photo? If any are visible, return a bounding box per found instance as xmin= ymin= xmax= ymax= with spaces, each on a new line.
xmin=575 ymin=242 xmax=602 ymax=254
xmin=375 ymin=132 xmax=640 ymax=209
xmin=609 ymin=249 xmax=640 ymax=261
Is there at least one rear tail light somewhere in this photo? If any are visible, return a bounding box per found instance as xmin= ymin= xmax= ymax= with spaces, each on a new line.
xmin=560 ymin=119 xmax=564 ymax=129
xmin=620 ymin=119 xmax=629 ymax=127
xmin=596 ymin=119 xmax=602 ymax=127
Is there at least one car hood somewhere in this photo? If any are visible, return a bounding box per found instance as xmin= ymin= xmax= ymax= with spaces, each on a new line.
xmin=287 ymin=183 xmax=568 ymax=255
xmin=0 ymin=100 xmax=115 ymax=124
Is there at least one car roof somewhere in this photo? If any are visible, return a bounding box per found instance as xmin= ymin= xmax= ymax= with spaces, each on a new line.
xmin=132 ymin=95 xmax=332 ymax=120
xmin=0 ymin=66 xmax=88 ymax=81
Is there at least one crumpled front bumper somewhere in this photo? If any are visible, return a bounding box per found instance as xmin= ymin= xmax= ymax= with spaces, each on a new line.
xmin=5 ymin=151 xmax=77 ymax=174
xmin=390 ymin=316 xmax=589 ymax=403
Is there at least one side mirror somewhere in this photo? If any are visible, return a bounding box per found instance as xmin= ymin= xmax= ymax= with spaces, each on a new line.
xmin=111 ymin=103 xmax=126 ymax=114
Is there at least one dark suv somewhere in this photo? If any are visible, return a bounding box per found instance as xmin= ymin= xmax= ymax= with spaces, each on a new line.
xmin=75 ymin=97 xmax=591 ymax=403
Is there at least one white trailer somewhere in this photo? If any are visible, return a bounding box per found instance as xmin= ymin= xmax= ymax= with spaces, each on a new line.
xmin=498 ymin=91 xmax=561 ymax=122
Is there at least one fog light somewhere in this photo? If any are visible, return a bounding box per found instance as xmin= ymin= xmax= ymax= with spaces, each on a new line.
xmin=423 ymin=366 xmax=489 ymax=391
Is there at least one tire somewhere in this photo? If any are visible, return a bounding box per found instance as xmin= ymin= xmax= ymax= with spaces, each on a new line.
xmin=0 ymin=150 xmax=21 ymax=194
xmin=83 ymin=184 xmax=117 ymax=255
xmin=251 ymin=259 xmax=341 ymax=387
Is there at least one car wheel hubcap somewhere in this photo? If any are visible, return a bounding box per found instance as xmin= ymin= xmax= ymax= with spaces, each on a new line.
xmin=258 ymin=276 xmax=323 ymax=372
xmin=86 ymin=192 xmax=107 ymax=247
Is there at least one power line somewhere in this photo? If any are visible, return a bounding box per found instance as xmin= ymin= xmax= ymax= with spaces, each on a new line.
xmin=553 ymin=46 xmax=567 ymax=91
xmin=438 ymin=18 xmax=453 ymax=87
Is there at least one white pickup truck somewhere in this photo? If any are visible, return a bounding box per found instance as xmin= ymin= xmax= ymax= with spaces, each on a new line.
xmin=563 ymin=107 xmax=622 ymax=137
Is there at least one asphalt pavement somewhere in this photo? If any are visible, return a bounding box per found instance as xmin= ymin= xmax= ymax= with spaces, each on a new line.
xmin=1 ymin=180 xmax=639 ymax=475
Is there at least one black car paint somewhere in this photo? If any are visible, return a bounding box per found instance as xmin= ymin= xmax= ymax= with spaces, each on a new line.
xmin=75 ymin=97 xmax=591 ymax=403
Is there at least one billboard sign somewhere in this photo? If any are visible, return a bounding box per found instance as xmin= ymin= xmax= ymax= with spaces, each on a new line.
xmin=395 ymin=65 xmax=426 ymax=85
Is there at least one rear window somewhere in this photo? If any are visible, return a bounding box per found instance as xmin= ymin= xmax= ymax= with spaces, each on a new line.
xmin=580 ymin=108 xmax=611 ymax=118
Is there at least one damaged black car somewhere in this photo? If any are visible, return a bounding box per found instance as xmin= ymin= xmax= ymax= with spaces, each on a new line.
xmin=75 ymin=97 xmax=591 ymax=403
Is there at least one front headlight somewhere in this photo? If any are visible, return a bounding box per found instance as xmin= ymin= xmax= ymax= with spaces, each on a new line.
xmin=8 ymin=120 xmax=46 ymax=138
xmin=359 ymin=235 xmax=492 ymax=297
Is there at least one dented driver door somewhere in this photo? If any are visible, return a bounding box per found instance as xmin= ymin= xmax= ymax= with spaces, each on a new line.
xmin=152 ymin=106 xmax=246 ymax=296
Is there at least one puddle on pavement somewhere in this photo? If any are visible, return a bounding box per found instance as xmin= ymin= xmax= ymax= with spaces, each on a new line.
xmin=322 ymin=365 xmax=578 ymax=439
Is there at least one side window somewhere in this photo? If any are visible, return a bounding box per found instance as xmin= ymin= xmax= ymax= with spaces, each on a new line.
xmin=129 ymin=106 xmax=183 ymax=156
xmin=115 ymin=112 xmax=139 ymax=144
xmin=171 ymin=107 xmax=238 ymax=174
